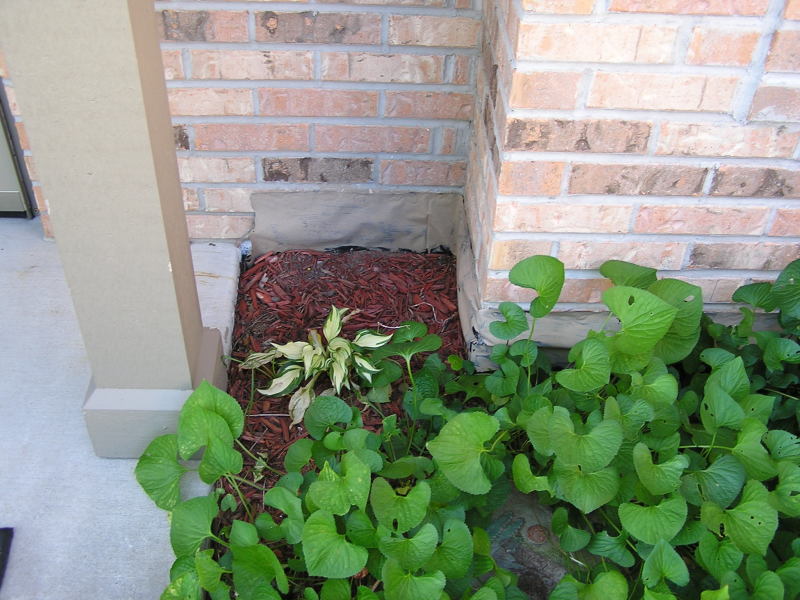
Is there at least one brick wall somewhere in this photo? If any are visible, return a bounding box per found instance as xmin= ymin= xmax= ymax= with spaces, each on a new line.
xmin=470 ymin=0 xmax=800 ymax=332
xmin=155 ymin=0 xmax=481 ymax=240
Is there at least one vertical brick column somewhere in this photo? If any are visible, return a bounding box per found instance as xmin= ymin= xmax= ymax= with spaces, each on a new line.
xmin=466 ymin=0 xmax=800 ymax=348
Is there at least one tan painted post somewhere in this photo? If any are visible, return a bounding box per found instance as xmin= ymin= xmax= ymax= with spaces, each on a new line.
xmin=0 ymin=0 xmax=225 ymax=457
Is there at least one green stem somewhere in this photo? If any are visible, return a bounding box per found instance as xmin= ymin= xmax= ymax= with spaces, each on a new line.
xmin=679 ymin=444 xmax=735 ymax=451
xmin=234 ymin=439 xmax=283 ymax=475
xmin=245 ymin=368 xmax=256 ymax=416
xmin=487 ymin=431 xmax=509 ymax=454
xmin=599 ymin=509 xmax=638 ymax=555
xmin=225 ymin=474 xmax=256 ymax=518
xmin=405 ymin=358 xmax=419 ymax=456
xmin=579 ymin=512 xmax=596 ymax=536
xmin=210 ymin=534 xmax=230 ymax=548
xmin=765 ymin=388 xmax=799 ymax=401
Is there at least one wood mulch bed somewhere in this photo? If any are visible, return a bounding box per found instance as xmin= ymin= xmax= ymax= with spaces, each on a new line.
xmin=222 ymin=248 xmax=465 ymax=519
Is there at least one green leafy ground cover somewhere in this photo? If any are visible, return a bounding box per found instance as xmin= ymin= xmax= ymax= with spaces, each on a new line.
xmin=137 ymin=256 xmax=800 ymax=600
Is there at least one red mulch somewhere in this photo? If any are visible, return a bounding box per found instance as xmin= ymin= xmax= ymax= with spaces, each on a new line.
xmin=221 ymin=248 xmax=465 ymax=523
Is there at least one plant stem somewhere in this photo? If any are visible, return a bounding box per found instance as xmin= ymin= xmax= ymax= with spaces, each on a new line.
xmin=225 ymin=474 xmax=255 ymax=519
xmin=765 ymin=388 xmax=799 ymax=401
xmin=245 ymin=368 xmax=256 ymax=415
xmin=678 ymin=444 xmax=735 ymax=451
xmin=487 ymin=431 xmax=509 ymax=454
xmin=235 ymin=439 xmax=283 ymax=475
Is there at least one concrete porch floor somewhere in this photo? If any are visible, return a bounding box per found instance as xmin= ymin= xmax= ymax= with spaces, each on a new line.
xmin=0 ymin=217 xmax=238 ymax=599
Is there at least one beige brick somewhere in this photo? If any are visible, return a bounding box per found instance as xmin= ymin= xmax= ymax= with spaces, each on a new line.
xmin=689 ymin=243 xmax=800 ymax=270
xmin=489 ymin=240 xmax=553 ymax=270
xmin=559 ymin=241 xmax=687 ymax=269
xmin=505 ymin=119 xmax=651 ymax=153
xmin=711 ymin=166 xmax=800 ymax=198
xmin=749 ymin=87 xmax=800 ymax=121
xmin=787 ymin=0 xmax=800 ymax=19
xmin=389 ymin=16 xmax=481 ymax=48
xmin=686 ymin=28 xmax=759 ymax=66
xmin=315 ymin=125 xmax=430 ymax=153
xmin=497 ymin=161 xmax=564 ymax=195
xmin=168 ymin=88 xmax=253 ymax=116
xmin=205 ymin=188 xmax=253 ymax=212
xmin=39 ymin=212 xmax=55 ymax=240
xmin=161 ymin=50 xmax=184 ymax=80
xmin=589 ymin=73 xmax=739 ymax=112
xmin=676 ymin=277 xmax=744 ymax=302
xmin=610 ymin=0 xmax=768 ymax=15
xmin=484 ymin=277 xmax=611 ymax=303
xmin=635 ymin=205 xmax=768 ymax=235
xmin=494 ymin=203 xmax=632 ymax=233
xmin=570 ymin=164 xmax=707 ymax=195
xmin=182 ymin=188 xmax=200 ymax=211
xmin=656 ymin=123 xmax=800 ymax=158
xmin=321 ymin=53 xmax=444 ymax=83
xmin=384 ymin=91 xmax=474 ymax=120
xmin=521 ymin=0 xmax=594 ymax=14
xmin=517 ymin=23 xmax=676 ymax=63
xmin=5 ymin=86 xmax=19 ymax=116
xmin=177 ymin=157 xmax=255 ymax=183
xmin=24 ymin=156 xmax=37 ymax=181
xmin=452 ymin=55 xmax=472 ymax=85
xmin=318 ymin=0 xmax=446 ymax=5
xmin=380 ymin=160 xmax=466 ymax=185
xmin=766 ymin=31 xmax=800 ymax=72
xmin=15 ymin=122 xmax=29 ymax=150
xmin=194 ymin=124 xmax=309 ymax=151
xmin=159 ymin=10 xmax=248 ymax=42
xmin=186 ymin=215 xmax=254 ymax=239
xmin=255 ymin=12 xmax=381 ymax=44
xmin=191 ymin=50 xmax=312 ymax=80
xmin=32 ymin=185 xmax=48 ymax=215
xmin=509 ymin=71 xmax=581 ymax=109
xmin=770 ymin=209 xmax=800 ymax=236
xmin=0 ymin=51 xmax=7 ymax=78
xmin=259 ymin=88 xmax=378 ymax=117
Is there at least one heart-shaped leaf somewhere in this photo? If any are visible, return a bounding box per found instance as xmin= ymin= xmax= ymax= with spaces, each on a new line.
xmin=642 ymin=538 xmax=689 ymax=588
xmin=510 ymin=339 xmax=538 ymax=366
xmin=198 ymin=435 xmax=243 ymax=484
xmin=160 ymin=572 xmax=202 ymax=600
xmin=381 ymin=558 xmax=445 ymax=600
xmin=600 ymin=260 xmax=657 ymax=289
xmin=232 ymin=543 xmax=288 ymax=597
xmin=764 ymin=430 xmax=800 ymax=463
xmin=230 ymin=520 xmax=259 ymax=547
xmin=302 ymin=510 xmax=369 ymax=578
xmin=508 ymin=255 xmax=565 ymax=318
xmin=777 ymin=557 xmax=800 ymax=600
xmin=700 ymin=384 xmax=745 ymax=434
xmin=603 ymin=286 xmax=677 ymax=355
xmin=554 ymin=461 xmax=619 ymax=514
xmin=706 ymin=357 xmax=750 ymax=401
xmin=378 ymin=523 xmax=438 ymax=570
xmin=648 ymin=279 xmax=703 ymax=364
xmin=284 ymin=438 xmax=314 ymax=472
xmin=490 ymin=302 xmax=529 ymax=340
xmin=511 ymin=454 xmax=551 ymax=494
xmin=551 ymin=507 xmax=591 ymax=552
xmin=304 ymin=396 xmax=352 ymax=440
xmin=702 ymin=480 xmax=778 ymax=556
xmin=764 ymin=337 xmax=800 ymax=371
xmin=587 ymin=531 xmax=635 ymax=568
xmin=632 ymin=443 xmax=689 ymax=496
xmin=618 ymin=495 xmax=687 ymax=545
xmin=263 ymin=486 xmax=304 ymax=544
xmin=751 ymin=571 xmax=785 ymax=600
xmin=135 ymin=434 xmax=187 ymax=510
xmin=732 ymin=419 xmax=777 ymax=481
xmin=370 ymin=477 xmax=430 ymax=533
xmin=177 ymin=405 xmax=234 ymax=461
xmin=525 ymin=406 xmax=555 ymax=456
xmin=320 ymin=580 xmax=351 ymax=600
xmin=695 ymin=455 xmax=746 ymax=509
xmin=185 ymin=381 xmax=245 ymax=439
xmin=556 ymin=338 xmax=611 ymax=393
xmin=733 ymin=282 xmax=777 ymax=311
xmin=772 ymin=461 xmax=800 ymax=517
xmin=308 ymin=452 xmax=370 ymax=515
xmin=549 ymin=408 xmax=622 ymax=472
xmin=772 ymin=258 xmax=800 ymax=318
xmin=170 ymin=495 xmax=218 ymax=557
xmin=427 ymin=412 xmax=499 ymax=494
xmin=427 ymin=519 xmax=473 ymax=579
xmin=696 ymin=530 xmax=743 ymax=582
xmin=195 ymin=549 xmax=230 ymax=597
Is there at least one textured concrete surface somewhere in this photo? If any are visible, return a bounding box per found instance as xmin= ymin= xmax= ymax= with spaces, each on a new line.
xmin=0 ymin=218 xmax=237 ymax=599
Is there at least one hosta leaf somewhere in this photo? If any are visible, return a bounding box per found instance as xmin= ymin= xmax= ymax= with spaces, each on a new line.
xmin=308 ymin=452 xmax=370 ymax=515
xmin=703 ymin=480 xmax=778 ymax=556
xmin=603 ymin=286 xmax=677 ymax=355
xmin=764 ymin=430 xmax=800 ymax=463
xmin=700 ymin=384 xmax=745 ymax=434
xmin=751 ymin=571 xmax=784 ymax=600
xmin=427 ymin=519 xmax=473 ymax=579
xmin=554 ymin=461 xmax=619 ymax=514
xmin=772 ymin=258 xmax=800 ymax=318
xmin=642 ymin=539 xmax=689 ymax=588
xmin=551 ymin=507 xmax=591 ymax=552
xmin=490 ymin=302 xmax=529 ymax=340
xmin=586 ymin=531 xmax=635 ymax=568
xmin=763 ymin=338 xmax=800 ymax=371
xmin=370 ymin=477 xmax=430 ymax=533
xmin=508 ymin=255 xmax=565 ymax=318
xmin=170 ymin=495 xmax=218 ymax=557
xmin=263 ymin=486 xmax=304 ymax=544
xmin=633 ymin=443 xmax=689 ymax=495
xmin=732 ymin=419 xmax=777 ymax=481
xmin=232 ymin=543 xmax=287 ymax=598
xmin=382 ymin=558 xmax=445 ymax=600
xmin=733 ymin=282 xmax=777 ymax=311
xmin=426 ymin=412 xmax=499 ymax=494
xmin=772 ymin=461 xmax=800 ymax=517
xmin=304 ymin=396 xmax=351 ymax=440
xmin=556 ymin=338 xmax=611 ymax=393
xmin=600 ymin=260 xmax=657 ymax=289
xmin=618 ymin=495 xmax=687 ymax=545
xmin=696 ymin=530 xmax=743 ymax=582
xmin=549 ymin=408 xmax=623 ymax=472
xmin=695 ymin=455 xmax=746 ymax=509
xmin=511 ymin=454 xmax=551 ymax=494
xmin=135 ymin=434 xmax=187 ymax=510
xmin=378 ymin=523 xmax=438 ymax=571
xmin=302 ymin=510 xmax=368 ymax=578
xmin=648 ymin=279 xmax=703 ymax=364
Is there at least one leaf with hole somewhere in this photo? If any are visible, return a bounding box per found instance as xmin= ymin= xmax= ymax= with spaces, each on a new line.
xmin=302 ymin=510 xmax=369 ymax=578
xmin=632 ymin=443 xmax=689 ymax=495
xmin=702 ymin=480 xmax=778 ymax=556
xmin=696 ymin=530 xmax=744 ymax=583
xmin=765 ymin=430 xmax=800 ymax=463
xmin=603 ymin=286 xmax=677 ymax=355
xmin=135 ymin=434 xmax=187 ymax=510
xmin=490 ymin=302 xmax=529 ymax=340
xmin=772 ymin=461 xmax=800 ymax=517
xmin=370 ymin=477 xmax=430 ymax=534
xmin=555 ymin=338 xmax=611 ymax=393
xmin=508 ymin=255 xmax=565 ymax=318
xmin=618 ymin=495 xmax=687 ymax=545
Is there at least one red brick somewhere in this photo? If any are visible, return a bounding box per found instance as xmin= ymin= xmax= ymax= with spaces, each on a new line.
xmin=787 ymin=0 xmax=800 ymax=19
xmin=440 ymin=128 xmax=458 ymax=154
xmin=177 ymin=157 xmax=255 ymax=183
xmin=389 ymin=16 xmax=481 ymax=48
xmin=656 ymin=123 xmax=800 ymax=158
xmin=161 ymin=50 xmax=184 ymax=80
xmin=315 ymin=125 xmax=430 ymax=153
xmin=517 ymin=23 xmax=676 ymax=63
xmin=384 ymin=92 xmax=473 ymax=120
xmin=689 ymin=243 xmax=800 ymax=270
xmin=14 ymin=122 xmax=29 ymax=150
xmin=509 ymin=71 xmax=581 ymax=109
xmin=497 ymin=161 xmax=564 ymax=195
xmin=610 ymin=0 xmax=768 ymax=15
xmin=484 ymin=277 xmax=611 ymax=303
xmin=191 ymin=50 xmax=312 ymax=80
xmin=711 ymin=166 xmax=800 ymax=198
xmin=182 ymin=188 xmax=200 ymax=211
xmin=186 ymin=215 xmax=254 ymax=239
xmin=32 ymin=185 xmax=47 ymax=214
xmin=263 ymin=157 xmax=373 ymax=182
xmin=381 ymin=160 xmax=466 ymax=186
xmin=159 ymin=10 xmax=248 ymax=42
xmin=39 ymin=212 xmax=55 ymax=240
xmin=168 ymin=88 xmax=253 ymax=116
xmin=194 ymin=124 xmax=309 ymax=151
xmin=686 ymin=28 xmax=759 ymax=66
xmin=766 ymin=31 xmax=800 ymax=72
xmin=255 ymin=12 xmax=381 ymax=44
xmin=489 ymin=240 xmax=553 ymax=270
xmin=635 ymin=205 xmax=768 ymax=235
xmin=452 ymin=55 xmax=472 ymax=85
xmin=174 ymin=125 xmax=189 ymax=150
xmin=259 ymin=88 xmax=377 ymax=117
xmin=570 ymin=164 xmax=707 ymax=195
xmin=589 ymin=73 xmax=738 ymax=112
xmin=5 ymin=87 xmax=19 ymax=116
xmin=749 ymin=87 xmax=800 ymax=121
xmin=205 ymin=188 xmax=253 ymax=212
xmin=494 ymin=203 xmax=632 ymax=232
xmin=24 ymin=156 xmax=37 ymax=181
xmin=318 ymin=0 xmax=446 ymax=5
xmin=559 ymin=241 xmax=686 ymax=269
xmin=679 ymin=278 xmax=744 ymax=303
xmin=505 ymin=119 xmax=651 ymax=153
xmin=770 ymin=209 xmax=800 ymax=236
xmin=321 ymin=53 xmax=444 ymax=83
xmin=521 ymin=0 xmax=594 ymax=13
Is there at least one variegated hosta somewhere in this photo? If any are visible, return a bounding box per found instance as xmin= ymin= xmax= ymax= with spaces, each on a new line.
xmin=241 ymin=306 xmax=392 ymax=426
